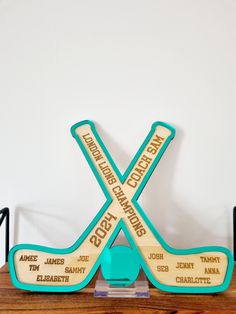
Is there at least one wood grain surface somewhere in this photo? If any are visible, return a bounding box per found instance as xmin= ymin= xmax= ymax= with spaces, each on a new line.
xmin=1 ymin=263 xmax=236 ymax=313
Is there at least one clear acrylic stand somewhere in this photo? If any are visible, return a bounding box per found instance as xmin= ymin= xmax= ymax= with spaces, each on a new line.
xmin=94 ymin=269 xmax=150 ymax=298
xmin=94 ymin=232 xmax=149 ymax=298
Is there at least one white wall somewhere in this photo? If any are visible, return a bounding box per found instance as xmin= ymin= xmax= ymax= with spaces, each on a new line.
xmin=0 ymin=0 xmax=236 ymax=267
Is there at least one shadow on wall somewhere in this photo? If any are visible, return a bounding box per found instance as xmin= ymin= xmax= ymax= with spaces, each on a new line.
xmin=13 ymin=206 xmax=80 ymax=248
xmin=13 ymin=122 xmax=232 ymax=251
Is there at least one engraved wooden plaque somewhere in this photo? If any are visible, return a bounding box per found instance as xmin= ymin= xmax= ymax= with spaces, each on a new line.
xmin=9 ymin=120 xmax=234 ymax=293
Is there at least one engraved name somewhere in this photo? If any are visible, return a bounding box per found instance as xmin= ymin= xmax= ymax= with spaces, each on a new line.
xmin=176 ymin=262 xmax=194 ymax=269
xmin=127 ymin=134 xmax=165 ymax=188
xmin=148 ymin=253 xmax=164 ymax=260
xmin=157 ymin=265 xmax=169 ymax=272
xmin=65 ymin=267 xmax=86 ymax=274
xmin=29 ymin=264 xmax=40 ymax=271
xmin=44 ymin=258 xmax=64 ymax=265
xmin=205 ymin=267 xmax=220 ymax=275
xmin=200 ymin=256 xmax=220 ymax=263
xmin=78 ymin=255 xmax=89 ymax=262
xmin=176 ymin=276 xmax=211 ymax=284
xmin=36 ymin=275 xmax=69 ymax=282
xmin=19 ymin=255 xmax=38 ymax=262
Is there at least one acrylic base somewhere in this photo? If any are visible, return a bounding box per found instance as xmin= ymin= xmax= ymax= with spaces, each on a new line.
xmin=94 ymin=269 xmax=150 ymax=298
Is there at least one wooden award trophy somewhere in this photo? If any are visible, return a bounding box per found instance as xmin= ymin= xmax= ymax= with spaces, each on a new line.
xmin=8 ymin=120 xmax=234 ymax=296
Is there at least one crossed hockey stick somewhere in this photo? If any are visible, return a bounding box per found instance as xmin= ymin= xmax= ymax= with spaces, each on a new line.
xmin=9 ymin=121 xmax=234 ymax=293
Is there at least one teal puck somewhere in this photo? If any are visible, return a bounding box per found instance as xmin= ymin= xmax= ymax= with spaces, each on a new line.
xmin=101 ymin=245 xmax=140 ymax=287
